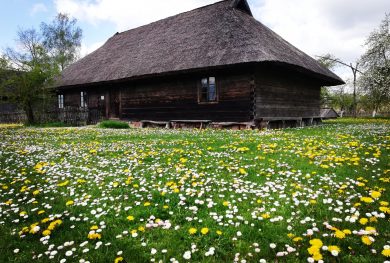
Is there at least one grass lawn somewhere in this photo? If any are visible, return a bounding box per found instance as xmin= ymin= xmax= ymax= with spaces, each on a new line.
xmin=0 ymin=119 xmax=389 ymax=263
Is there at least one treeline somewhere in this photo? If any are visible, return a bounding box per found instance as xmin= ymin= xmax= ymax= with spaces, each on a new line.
xmin=318 ymin=13 xmax=390 ymax=117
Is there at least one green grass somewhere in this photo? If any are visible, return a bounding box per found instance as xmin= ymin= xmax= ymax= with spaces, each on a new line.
xmin=25 ymin=121 xmax=69 ymax=128
xmin=98 ymin=120 xmax=130 ymax=129
xmin=0 ymin=119 xmax=389 ymax=263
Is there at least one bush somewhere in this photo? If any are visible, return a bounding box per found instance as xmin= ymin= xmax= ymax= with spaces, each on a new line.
xmin=98 ymin=120 xmax=130 ymax=129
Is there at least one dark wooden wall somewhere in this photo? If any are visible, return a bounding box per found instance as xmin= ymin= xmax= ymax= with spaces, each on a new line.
xmin=58 ymin=64 xmax=326 ymax=123
xmin=119 ymin=71 xmax=253 ymax=122
xmin=254 ymin=65 xmax=322 ymax=118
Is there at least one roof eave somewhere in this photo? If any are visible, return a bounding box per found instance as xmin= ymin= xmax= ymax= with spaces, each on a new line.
xmin=56 ymin=61 xmax=344 ymax=90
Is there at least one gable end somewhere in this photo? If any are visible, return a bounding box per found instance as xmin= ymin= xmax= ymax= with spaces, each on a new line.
xmin=232 ymin=0 xmax=253 ymax=16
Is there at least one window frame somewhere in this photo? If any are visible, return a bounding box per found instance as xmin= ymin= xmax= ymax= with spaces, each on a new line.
xmin=198 ymin=77 xmax=218 ymax=104
xmin=58 ymin=94 xmax=64 ymax=109
xmin=80 ymin=91 xmax=87 ymax=108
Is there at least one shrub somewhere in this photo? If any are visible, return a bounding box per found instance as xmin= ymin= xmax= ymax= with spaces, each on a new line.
xmin=98 ymin=120 xmax=130 ymax=129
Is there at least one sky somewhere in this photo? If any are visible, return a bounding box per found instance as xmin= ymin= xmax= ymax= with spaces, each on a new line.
xmin=0 ymin=0 xmax=389 ymax=83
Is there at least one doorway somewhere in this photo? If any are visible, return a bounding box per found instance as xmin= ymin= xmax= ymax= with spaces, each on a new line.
xmin=108 ymin=89 xmax=120 ymax=119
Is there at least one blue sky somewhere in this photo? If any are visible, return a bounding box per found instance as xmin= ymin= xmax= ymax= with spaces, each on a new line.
xmin=1 ymin=0 xmax=388 ymax=83
xmin=0 ymin=0 xmax=115 ymax=52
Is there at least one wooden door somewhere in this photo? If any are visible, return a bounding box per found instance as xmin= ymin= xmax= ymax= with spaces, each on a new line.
xmin=109 ymin=89 xmax=120 ymax=119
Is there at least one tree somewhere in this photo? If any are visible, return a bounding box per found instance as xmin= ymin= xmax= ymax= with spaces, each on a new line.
xmin=359 ymin=13 xmax=390 ymax=117
xmin=317 ymin=54 xmax=339 ymax=107
xmin=0 ymin=14 xmax=82 ymax=124
xmin=41 ymin=13 xmax=82 ymax=71
xmin=1 ymin=28 xmax=57 ymax=124
xmin=317 ymin=54 xmax=362 ymax=117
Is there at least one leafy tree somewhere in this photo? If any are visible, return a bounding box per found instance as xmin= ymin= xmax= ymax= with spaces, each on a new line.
xmin=41 ymin=13 xmax=82 ymax=71
xmin=1 ymin=29 xmax=57 ymax=124
xmin=359 ymin=13 xmax=390 ymax=117
xmin=324 ymin=84 xmax=354 ymax=117
xmin=0 ymin=14 xmax=82 ymax=124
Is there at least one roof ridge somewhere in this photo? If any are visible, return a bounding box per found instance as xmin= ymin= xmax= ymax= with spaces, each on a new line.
xmin=112 ymin=0 xmax=229 ymax=38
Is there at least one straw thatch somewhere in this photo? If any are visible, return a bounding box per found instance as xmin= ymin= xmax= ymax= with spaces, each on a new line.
xmin=57 ymin=0 xmax=344 ymax=88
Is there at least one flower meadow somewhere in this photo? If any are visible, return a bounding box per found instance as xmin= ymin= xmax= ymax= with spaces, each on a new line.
xmin=0 ymin=119 xmax=389 ymax=263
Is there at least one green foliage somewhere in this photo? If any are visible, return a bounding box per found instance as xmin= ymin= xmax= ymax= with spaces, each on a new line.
xmin=359 ymin=13 xmax=390 ymax=115
xmin=25 ymin=122 xmax=68 ymax=128
xmin=41 ymin=13 xmax=83 ymax=71
xmin=98 ymin=120 xmax=130 ymax=129
xmin=0 ymin=14 xmax=82 ymax=124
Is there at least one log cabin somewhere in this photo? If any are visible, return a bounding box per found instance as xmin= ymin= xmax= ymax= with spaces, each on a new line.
xmin=56 ymin=0 xmax=344 ymax=129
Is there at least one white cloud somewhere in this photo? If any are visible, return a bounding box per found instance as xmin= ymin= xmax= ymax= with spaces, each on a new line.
xmin=80 ymin=41 xmax=104 ymax=57
xmin=30 ymin=3 xmax=48 ymax=16
xmin=55 ymin=0 xmax=220 ymax=31
xmin=252 ymin=0 xmax=388 ymax=79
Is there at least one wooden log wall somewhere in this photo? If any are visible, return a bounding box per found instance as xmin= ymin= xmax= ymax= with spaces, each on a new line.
xmin=119 ymin=72 xmax=253 ymax=122
xmin=254 ymin=65 xmax=322 ymax=118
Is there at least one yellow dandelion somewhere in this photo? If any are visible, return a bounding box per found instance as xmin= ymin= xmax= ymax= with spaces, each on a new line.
xmin=293 ymin=237 xmax=303 ymax=242
xmin=382 ymin=248 xmax=390 ymax=257
xmin=87 ymin=233 xmax=101 ymax=240
xmin=188 ymin=228 xmax=197 ymax=235
xmin=127 ymin=215 xmax=135 ymax=221
xmin=261 ymin=213 xmax=270 ymax=219
xmin=342 ymin=229 xmax=351 ymax=235
xmin=370 ymin=191 xmax=381 ymax=199
xmin=361 ymin=236 xmax=373 ymax=245
xmin=201 ymin=227 xmax=209 ymax=235
xmin=307 ymin=246 xmax=320 ymax=255
xmin=360 ymin=197 xmax=374 ymax=203
xmin=328 ymin=245 xmax=340 ymax=253
xmin=334 ymin=230 xmax=346 ymax=239
xmin=287 ymin=233 xmax=295 ymax=238
xmin=312 ymin=252 xmax=323 ymax=261
xmin=359 ymin=218 xmax=368 ymax=225
xmin=309 ymin=239 xmax=323 ymax=248
xmin=239 ymin=168 xmax=247 ymax=175
xmin=42 ymin=230 xmax=51 ymax=236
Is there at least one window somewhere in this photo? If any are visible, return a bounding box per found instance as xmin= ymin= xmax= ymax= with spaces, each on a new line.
xmin=80 ymin=91 xmax=87 ymax=108
xmin=58 ymin=94 xmax=64 ymax=109
xmin=199 ymin=77 xmax=217 ymax=103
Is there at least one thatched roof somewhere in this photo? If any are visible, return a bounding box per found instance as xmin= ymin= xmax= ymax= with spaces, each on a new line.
xmin=58 ymin=0 xmax=344 ymax=88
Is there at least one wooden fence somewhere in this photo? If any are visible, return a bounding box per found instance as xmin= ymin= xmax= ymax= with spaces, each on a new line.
xmin=0 ymin=107 xmax=102 ymax=125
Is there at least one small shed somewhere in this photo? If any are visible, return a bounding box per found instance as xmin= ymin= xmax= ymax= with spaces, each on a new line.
xmin=56 ymin=0 xmax=344 ymax=128
xmin=320 ymin=108 xmax=340 ymax=119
